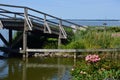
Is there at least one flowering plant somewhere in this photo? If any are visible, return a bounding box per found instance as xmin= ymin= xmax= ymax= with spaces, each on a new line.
xmin=71 ymin=54 xmax=120 ymax=80
xmin=85 ymin=54 xmax=101 ymax=63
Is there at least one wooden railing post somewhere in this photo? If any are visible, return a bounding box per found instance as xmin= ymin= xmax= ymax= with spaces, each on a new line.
xmin=58 ymin=20 xmax=62 ymax=49
xmin=44 ymin=14 xmax=47 ymax=33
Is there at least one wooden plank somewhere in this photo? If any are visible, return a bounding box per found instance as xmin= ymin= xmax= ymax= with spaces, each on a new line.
xmin=26 ymin=49 xmax=120 ymax=53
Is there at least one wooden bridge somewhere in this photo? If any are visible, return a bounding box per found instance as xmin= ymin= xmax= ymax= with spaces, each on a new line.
xmin=0 ymin=4 xmax=120 ymax=58
xmin=0 ymin=4 xmax=85 ymax=57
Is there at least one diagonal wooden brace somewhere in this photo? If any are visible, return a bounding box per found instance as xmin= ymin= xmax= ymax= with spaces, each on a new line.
xmin=11 ymin=33 xmax=23 ymax=48
xmin=59 ymin=20 xmax=67 ymax=39
xmin=44 ymin=15 xmax=51 ymax=33
xmin=24 ymin=15 xmax=33 ymax=31
xmin=0 ymin=33 xmax=9 ymax=46
xmin=0 ymin=20 xmax=3 ymax=29
xmin=44 ymin=21 xmax=51 ymax=33
xmin=24 ymin=8 xmax=33 ymax=31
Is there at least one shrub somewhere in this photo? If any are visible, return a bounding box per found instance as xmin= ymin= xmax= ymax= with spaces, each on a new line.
xmin=71 ymin=54 xmax=120 ymax=80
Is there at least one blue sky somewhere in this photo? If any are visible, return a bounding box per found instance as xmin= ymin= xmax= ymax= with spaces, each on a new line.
xmin=0 ymin=0 xmax=120 ymax=19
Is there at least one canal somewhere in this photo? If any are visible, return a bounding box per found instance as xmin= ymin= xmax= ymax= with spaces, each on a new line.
xmin=0 ymin=56 xmax=75 ymax=80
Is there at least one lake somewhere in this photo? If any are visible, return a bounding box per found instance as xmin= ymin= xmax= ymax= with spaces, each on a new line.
xmin=0 ymin=52 xmax=120 ymax=80
xmin=68 ymin=19 xmax=120 ymax=26
xmin=0 ymin=56 xmax=75 ymax=80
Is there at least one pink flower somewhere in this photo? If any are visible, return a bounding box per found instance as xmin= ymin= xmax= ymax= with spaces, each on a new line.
xmin=85 ymin=54 xmax=101 ymax=63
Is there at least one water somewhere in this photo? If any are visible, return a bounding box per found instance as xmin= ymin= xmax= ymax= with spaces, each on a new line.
xmin=0 ymin=57 xmax=74 ymax=80
xmin=50 ymin=19 xmax=120 ymax=26
xmin=68 ymin=19 xmax=120 ymax=26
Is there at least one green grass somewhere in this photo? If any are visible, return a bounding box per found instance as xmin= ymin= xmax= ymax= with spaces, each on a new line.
xmin=61 ymin=27 xmax=120 ymax=49
xmin=13 ymin=26 xmax=120 ymax=49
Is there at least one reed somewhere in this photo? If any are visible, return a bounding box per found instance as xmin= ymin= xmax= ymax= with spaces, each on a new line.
xmin=61 ymin=27 xmax=120 ymax=49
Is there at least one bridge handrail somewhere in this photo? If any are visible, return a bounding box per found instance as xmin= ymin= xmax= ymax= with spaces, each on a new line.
xmin=0 ymin=4 xmax=84 ymax=28
xmin=0 ymin=4 xmax=26 ymax=9
xmin=0 ymin=4 xmax=87 ymax=39
xmin=0 ymin=7 xmax=75 ymax=30
xmin=0 ymin=9 xmax=68 ymax=28
xmin=27 ymin=7 xmax=84 ymax=27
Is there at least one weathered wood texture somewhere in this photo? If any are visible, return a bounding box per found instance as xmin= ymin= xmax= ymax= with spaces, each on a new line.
xmin=26 ymin=49 xmax=120 ymax=53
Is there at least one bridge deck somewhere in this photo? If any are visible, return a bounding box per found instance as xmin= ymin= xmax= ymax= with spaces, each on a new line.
xmin=0 ymin=18 xmax=60 ymax=36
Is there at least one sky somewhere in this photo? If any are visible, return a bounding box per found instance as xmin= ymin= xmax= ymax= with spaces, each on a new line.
xmin=0 ymin=0 xmax=120 ymax=47
xmin=0 ymin=0 xmax=120 ymax=54
xmin=0 ymin=0 xmax=120 ymax=19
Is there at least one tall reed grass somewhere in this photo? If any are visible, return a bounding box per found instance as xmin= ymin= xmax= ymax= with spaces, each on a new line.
xmin=61 ymin=27 xmax=120 ymax=49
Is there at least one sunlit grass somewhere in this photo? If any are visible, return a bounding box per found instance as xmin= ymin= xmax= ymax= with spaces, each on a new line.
xmin=61 ymin=27 xmax=120 ymax=49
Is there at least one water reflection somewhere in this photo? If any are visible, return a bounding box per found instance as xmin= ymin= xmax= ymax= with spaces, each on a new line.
xmin=0 ymin=59 xmax=8 ymax=79
xmin=0 ymin=57 xmax=74 ymax=80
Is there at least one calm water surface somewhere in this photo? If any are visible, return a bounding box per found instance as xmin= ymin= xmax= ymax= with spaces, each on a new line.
xmin=0 ymin=57 xmax=75 ymax=80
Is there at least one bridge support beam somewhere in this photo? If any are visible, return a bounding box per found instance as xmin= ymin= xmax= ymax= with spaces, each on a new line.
xmin=0 ymin=29 xmax=13 ymax=47
xmin=9 ymin=29 xmax=12 ymax=47
xmin=23 ymin=30 xmax=28 ymax=58
xmin=0 ymin=33 xmax=9 ymax=46
xmin=23 ymin=8 xmax=28 ymax=58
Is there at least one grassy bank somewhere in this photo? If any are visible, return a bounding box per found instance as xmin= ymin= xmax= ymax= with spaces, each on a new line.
xmin=68 ymin=26 xmax=120 ymax=79
xmin=13 ymin=26 xmax=120 ymax=49
xmin=61 ymin=26 xmax=120 ymax=49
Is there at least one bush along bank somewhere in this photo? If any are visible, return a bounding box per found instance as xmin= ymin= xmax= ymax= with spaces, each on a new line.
xmin=71 ymin=54 xmax=120 ymax=80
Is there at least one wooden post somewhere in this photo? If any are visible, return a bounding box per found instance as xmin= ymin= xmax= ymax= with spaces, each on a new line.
xmin=44 ymin=14 xmax=47 ymax=32
xmin=23 ymin=8 xmax=28 ymax=58
xmin=103 ymin=23 xmax=107 ymax=32
xmin=58 ymin=20 xmax=62 ymax=49
xmin=58 ymin=37 xmax=61 ymax=49
xmin=23 ymin=25 xmax=26 ymax=57
xmin=74 ymin=52 xmax=76 ymax=59
xmin=74 ymin=52 xmax=76 ymax=66
xmin=22 ymin=59 xmax=27 ymax=80
xmin=9 ymin=29 xmax=12 ymax=47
